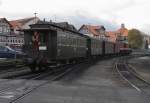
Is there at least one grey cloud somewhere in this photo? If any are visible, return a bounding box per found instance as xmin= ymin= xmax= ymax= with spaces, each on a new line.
xmin=69 ymin=15 xmax=119 ymax=31
xmin=103 ymin=0 xmax=136 ymax=13
xmin=1 ymin=10 xmax=119 ymax=31
xmin=140 ymin=24 xmax=150 ymax=34
xmin=51 ymin=13 xmax=119 ymax=31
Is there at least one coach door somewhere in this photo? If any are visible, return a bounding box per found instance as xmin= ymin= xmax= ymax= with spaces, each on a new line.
xmin=38 ymin=31 xmax=48 ymax=51
xmin=47 ymin=30 xmax=57 ymax=59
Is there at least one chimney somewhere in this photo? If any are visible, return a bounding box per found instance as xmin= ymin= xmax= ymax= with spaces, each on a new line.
xmin=121 ymin=23 xmax=125 ymax=28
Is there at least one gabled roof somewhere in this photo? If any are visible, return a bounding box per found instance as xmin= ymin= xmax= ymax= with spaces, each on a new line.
xmin=106 ymin=24 xmax=129 ymax=42
xmin=0 ymin=18 xmax=13 ymax=28
xmin=9 ymin=17 xmax=39 ymax=29
xmin=56 ymin=22 xmax=78 ymax=31
xmin=116 ymin=28 xmax=128 ymax=37
xmin=106 ymin=31 xmax=117 ymax=42
xmin=79 ymin=25 xmax=105 ymax=36
xmin=9 ymin=21 xmax=22 ymax=29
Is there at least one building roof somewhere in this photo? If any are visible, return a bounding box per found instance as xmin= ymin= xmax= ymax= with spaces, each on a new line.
xmin=106 ymin=31 xmax=117 ymax=42
xmin=37 ymin=21 xmax=78 ymax=32
xmin=55 ymin=22 xmax=78 ymax=31
xmin=79 ymin=25 xmax=105 ymax=36
xmin=116 ymin=28 xmax=128 ymax=37
xmin=9 ymin=17 xmax=39 ymax=29
xmin=106 ymin=24 xmax=129 ymax=42
xmin=9 ymin=21 xmax=22 ymax=29
xmin=0 ymin=18 xmax=13 ymax=28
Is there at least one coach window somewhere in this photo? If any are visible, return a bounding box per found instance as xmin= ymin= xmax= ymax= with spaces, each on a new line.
xmin=71 ymin=37 xmax=73 ymax=47
xmin=79 ymin=38 xmax=81 ymax=47
xmin=77 ymin=38 xmax=79 ymax=47
xmin=61 ymin=36 xmax=64 ymax=46
xmin=57 ymin=37 xmax=60 ymax=45
xmin=72 ymin=36 xmax=75 ymax=47
xmin=39 ymin=33 xmax=47 ymax=45
xmin=73 ymin=37 xmax=75 ymax=47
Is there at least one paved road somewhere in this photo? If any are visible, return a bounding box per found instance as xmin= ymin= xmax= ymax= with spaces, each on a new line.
xmin=10 ymin=58 xmax=149 ymax=103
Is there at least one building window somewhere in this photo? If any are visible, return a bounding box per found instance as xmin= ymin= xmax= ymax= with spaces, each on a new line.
xmin=3 ymin=27 xmax=7 ymax=33
xmin=0 ymin=27 xmax=2 ymax=33
xmin=7 ymin=28 xmax=9 ymax=32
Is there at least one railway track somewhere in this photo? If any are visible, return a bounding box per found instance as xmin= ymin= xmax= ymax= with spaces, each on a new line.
xmin=115 ymin=57 xmax=150 ymax=95
xmin=0 ymin=62 xmax=84 ymax=103
xmin=0 ymin=66 xmax=30 ymax=79
xmin=1 ymin=63 xmax=76 ymax=80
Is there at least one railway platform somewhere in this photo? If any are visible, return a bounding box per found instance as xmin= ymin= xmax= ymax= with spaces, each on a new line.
xmin=6 ymin=58 xmax=149 ymax=103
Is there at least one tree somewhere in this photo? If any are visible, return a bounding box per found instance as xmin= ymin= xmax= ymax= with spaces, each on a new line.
xmin=128 ymin=29 xmax=143 ymax=49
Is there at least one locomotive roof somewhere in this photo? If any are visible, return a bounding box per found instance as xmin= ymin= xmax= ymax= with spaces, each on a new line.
xmin=22 ymin=22 xmax=89 ymax=38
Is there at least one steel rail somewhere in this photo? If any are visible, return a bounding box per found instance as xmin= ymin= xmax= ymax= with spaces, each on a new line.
xmin=115 ymin=57 xmax=150 ymax=94
xmin=8 ymin=63 xmax=81 ymax=103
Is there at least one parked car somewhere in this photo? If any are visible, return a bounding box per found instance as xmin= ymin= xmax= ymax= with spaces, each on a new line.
xmin=0 ymin=46 xmax=26 ymax=59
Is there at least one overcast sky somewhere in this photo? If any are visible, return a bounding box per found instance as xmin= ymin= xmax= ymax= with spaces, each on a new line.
xmin=0 ymin=0 xmax=150 ymax=33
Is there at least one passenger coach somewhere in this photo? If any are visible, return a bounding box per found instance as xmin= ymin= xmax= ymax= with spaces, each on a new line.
xmin=22 ymin=21 xmax=131 ymax=72
xmin=23 ymin=22 xmax=88 ymax=72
